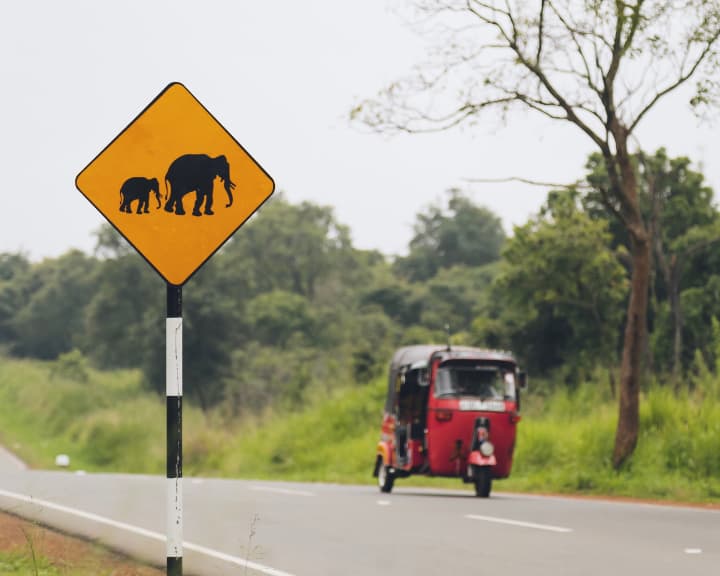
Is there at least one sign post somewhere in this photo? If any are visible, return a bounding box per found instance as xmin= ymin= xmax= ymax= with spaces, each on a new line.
xmin=166 ymin=284 xmax=183 ymax=574
xmin=76 ymin=82 xmax=274 ymax=574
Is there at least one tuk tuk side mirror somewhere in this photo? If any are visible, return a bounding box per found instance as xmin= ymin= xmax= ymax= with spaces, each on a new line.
xmin=517 ymin=371 xmax=528 ymax=390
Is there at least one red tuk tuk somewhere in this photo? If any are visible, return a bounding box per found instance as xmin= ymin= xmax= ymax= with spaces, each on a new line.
xmin=373 ymin=345 xmax=526 ymax=497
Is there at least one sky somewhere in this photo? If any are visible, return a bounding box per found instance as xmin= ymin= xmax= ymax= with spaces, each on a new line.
xmin=1 ymin=1 xmax=718 ymax=261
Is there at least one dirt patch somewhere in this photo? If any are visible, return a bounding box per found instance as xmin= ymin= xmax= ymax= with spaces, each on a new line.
xmin=0 ymin=510 xmax=163 ymax=575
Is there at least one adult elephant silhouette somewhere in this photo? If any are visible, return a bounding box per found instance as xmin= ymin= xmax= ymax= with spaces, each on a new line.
xmin=119 ymin=177 xmax=161 ymax=214
xmin=164 ymin=154 xmax=235 ymax=216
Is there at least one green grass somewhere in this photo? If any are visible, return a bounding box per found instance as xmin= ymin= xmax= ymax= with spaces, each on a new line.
xmin=0 ymin=511 xmax=163 ymax=575
xmin=0 ymin=550 xmax=57 ymax=575
xmin=0 ymin=356 xmax=165 ymax=473
xmin=1 ymin=355 xmax=719 ymax=504
xmin=501 ymin=376 xmax=720 ymax=502
xmin=219 ymin=379 xmax=386 ymax=483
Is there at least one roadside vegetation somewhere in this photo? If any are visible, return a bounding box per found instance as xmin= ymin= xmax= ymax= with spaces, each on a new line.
xmin=0 ymin=510 xmax=162 ymax=575
xmin=510 ymin=370 xmax=720 ymax=502
xmin=353 ymin=0 xmax=720 ymax=469
xmin=1 ymin=147 xmax=720 ymax=504
xmin=1 ymin=354 xmax=719 ymax=504
xmin=0 ymin=6 xmax=717 ymax=574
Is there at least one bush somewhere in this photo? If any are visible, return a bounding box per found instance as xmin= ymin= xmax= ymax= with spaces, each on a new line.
xmin=50 ymin=349 xmax=89 ymax=383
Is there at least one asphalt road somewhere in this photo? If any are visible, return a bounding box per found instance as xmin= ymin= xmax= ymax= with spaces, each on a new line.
xmin=0 ymin=444 xmax=27 ymax=472
xmin=0 ymin=465 xmax=718 ymax=576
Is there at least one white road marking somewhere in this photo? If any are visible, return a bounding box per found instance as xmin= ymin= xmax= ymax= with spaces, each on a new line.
xmin=377 ymin=500 xmax=392 ymax=506
xmin=0 ymin=488 xmax=297 ymax=576
xmin=250 ymin=485 xmax=315 ymax=497
xmin=684 ymin=548 xmax=702 ymax=554
xmin=183 ymin=540 xmax=295 ymax=575
xmin=465 ymin=514 xmax=573 ymax=533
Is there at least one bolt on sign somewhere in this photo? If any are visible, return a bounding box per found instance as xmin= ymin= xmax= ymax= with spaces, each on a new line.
xmin=76 ymin=82 xmax=275 ymax=285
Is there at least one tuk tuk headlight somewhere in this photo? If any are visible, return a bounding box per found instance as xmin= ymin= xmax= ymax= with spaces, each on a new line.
xmin=480 ymin=441 xmax=494 ymax=457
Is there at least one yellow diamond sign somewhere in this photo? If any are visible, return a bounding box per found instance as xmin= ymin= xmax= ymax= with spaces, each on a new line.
xmin=76 ymin=82 xmax=275 ymax=285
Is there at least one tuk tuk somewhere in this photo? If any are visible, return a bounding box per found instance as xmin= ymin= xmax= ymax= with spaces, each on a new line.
xmin=373 ymin=345 xmax=526 ymax=497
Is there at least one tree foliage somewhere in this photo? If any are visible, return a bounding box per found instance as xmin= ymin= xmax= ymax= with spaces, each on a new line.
xmin=497 ymin=190 xmax=627 ymax=379
xmin=1 ymin=162 xmax=719 ymax=438
xmin=586 ymin=149 xmax=720 ymax=378
xmin=356 ymin=1 xmax=720 ymax=134
xmin=354 ymin=0 xmax=720 ymax=467
xmin=0 ymin=253 xmax=30 ymax=347
xmin=11 ymin=251 xmax=99 ymax=359
xmin=82 ymin=252 xmax=164 ymax=369
xmin=395 ymin=189 xmax=505 ymax=281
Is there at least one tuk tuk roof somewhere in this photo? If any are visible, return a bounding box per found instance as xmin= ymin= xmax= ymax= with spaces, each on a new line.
xmin=384 ymin=345 xmax=517 ymax=411
xmin=389 ymin=345 xmax=516 ymax=373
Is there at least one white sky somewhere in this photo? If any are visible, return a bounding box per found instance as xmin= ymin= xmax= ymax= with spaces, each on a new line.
xmin=1 ymin=1 xmax=717 ymax=261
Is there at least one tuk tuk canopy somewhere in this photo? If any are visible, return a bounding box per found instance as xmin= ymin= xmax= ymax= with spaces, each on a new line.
xmin=384 ymin=345 xmax=516 ymax=412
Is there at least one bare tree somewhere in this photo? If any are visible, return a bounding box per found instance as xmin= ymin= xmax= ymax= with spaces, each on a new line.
xmin=354 ymin=0 xmax=720 ymax=467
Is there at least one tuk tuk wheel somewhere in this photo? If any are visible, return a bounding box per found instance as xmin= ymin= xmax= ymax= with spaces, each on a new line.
xmin=377 ymin=458 xmax=395 ymax=493
xmin=472 ymin=466 xmax=492 ymax=498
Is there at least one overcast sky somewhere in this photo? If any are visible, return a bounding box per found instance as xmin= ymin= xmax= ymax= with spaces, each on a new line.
xmin=1 ymin=1 xmax=717 ymax=262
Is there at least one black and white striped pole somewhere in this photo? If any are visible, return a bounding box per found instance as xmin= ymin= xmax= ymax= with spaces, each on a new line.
xmin=166 ymin=284 xmax=183 ymax=575
xmin=74 ymin=82 xmax=275 ymax=576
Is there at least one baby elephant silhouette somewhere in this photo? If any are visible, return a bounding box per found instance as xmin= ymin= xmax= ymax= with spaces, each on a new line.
xmin=119 ymin=177 xmax=161 ymax=214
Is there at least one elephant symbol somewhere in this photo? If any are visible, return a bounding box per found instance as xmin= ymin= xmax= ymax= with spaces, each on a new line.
xmin=119 ymin=177 xmax=161 ymax=214
xmin=164 ymin=154 xmax=235 ymax=216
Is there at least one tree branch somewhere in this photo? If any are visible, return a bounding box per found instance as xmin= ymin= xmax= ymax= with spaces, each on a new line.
xmin=537 ymin=0 xmax=547 ymax=64
xmin=628 ymin=31 xmax=720 ymax=133
xmin=546 ymin=0 xmax=604 ymax=96
xmin=464 ymin=175 xmax=591 ymax=189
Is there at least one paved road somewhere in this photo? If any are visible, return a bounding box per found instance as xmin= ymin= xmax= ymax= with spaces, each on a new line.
xmin=0 ymin=444 xmax=27 ymax=471
xmin=0 ymin=465 xmax=718 ymax=576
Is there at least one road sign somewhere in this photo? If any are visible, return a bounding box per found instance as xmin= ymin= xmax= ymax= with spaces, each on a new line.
xmin=76 ymin=82 xmax=275 ymax=285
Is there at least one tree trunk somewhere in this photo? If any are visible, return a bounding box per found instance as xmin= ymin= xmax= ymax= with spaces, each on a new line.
xmin=608 ymin=363 xmax=617 ymax=399
xmin=669 ymin=263 xmax=683 ymax=385
xmin=610 ymin=141 xmax=650 ymax=469
xmin=612 ymin=230 xmax=650 ymax=468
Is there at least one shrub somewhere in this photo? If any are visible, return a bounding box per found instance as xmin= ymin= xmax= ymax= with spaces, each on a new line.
xmin=50 ymin=349 xmax=90 ymax=383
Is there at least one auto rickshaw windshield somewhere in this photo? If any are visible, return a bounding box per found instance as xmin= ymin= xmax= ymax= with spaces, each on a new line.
xmin=435 ymin=362 xmax=516 ymax=400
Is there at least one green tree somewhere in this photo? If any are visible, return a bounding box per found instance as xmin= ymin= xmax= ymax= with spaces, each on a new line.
xmin=178 ymin=195 xmax=383 ymax=412
xmin=395 ymin=190 xmax=505 ymax=282
xmin=135 ymin=254 xmax=246 ymax=412
xmin=585 ymin=150 xmax=720 ymax=379
xmin=180 ymin=259 xmax=244 ymax=411
xmin=350 ymin=308 xmax=397 ymax=383
xmin=355 ymin=0 xmax=720 ymax=467
xmin=12 ymin=250 xmax=100 ymax=359
xmin=0 ymin=253 xmax=30 ymax=347
xmin=496 ymin=191 xmax=628 ymax=386
xmin=417 ymin=265 xmax=496 ymax=335
xmin=221 ymin=194 xmax=354 ymax=299
xmin=86 ymin=225 xmax=236 ymax=412
xmin=674 ymin=277 xmax=720 ymax=374
xmin=82 ymin=252 xmax=164 ymax=369
xmin=642 ymin=153 xmax=719 ymax=380
xmin=360 ymin=280 xmax=420 ymax=326
xmin=247 ymin=290 xmax=316 ymax=348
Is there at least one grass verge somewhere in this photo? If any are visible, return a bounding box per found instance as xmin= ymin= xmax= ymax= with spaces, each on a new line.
xmin=0 ymin=510 xmax=162 ymax=575
xmin=1 ymin=355 xmax=719 ymax=504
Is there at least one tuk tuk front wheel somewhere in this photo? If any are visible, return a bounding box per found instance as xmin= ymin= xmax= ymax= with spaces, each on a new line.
xmin=377 ymin=458 xmax=395 ymax=493
xmin=472 ymin=466 xmax=492 ymax=498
